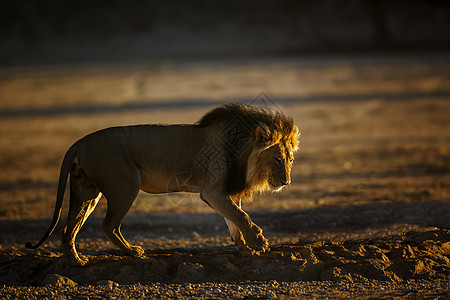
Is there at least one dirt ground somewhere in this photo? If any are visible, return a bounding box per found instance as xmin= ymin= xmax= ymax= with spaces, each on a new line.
xmin=0 ymin=53 xmax=449 ymax=298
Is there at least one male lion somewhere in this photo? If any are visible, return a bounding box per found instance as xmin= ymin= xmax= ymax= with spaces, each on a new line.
xmin=26 ymin=102 xmax=299 ymax=266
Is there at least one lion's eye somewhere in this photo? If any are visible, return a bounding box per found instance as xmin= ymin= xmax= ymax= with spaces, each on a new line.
xmin=274 ymin=157 xmax=283 ymax=164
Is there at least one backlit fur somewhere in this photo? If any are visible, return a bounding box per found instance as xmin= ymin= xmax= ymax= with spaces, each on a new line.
xmin=198 ymin=102 xmax=299 ymax=200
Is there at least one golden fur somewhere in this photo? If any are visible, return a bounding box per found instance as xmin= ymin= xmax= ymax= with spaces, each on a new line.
xmin=245 ymin=117 xmax=299 ymax=196
xmin=26 ymin=102 xmax=299 ymax=266
xmin=198 ymin=102 xmax=299 ymax=199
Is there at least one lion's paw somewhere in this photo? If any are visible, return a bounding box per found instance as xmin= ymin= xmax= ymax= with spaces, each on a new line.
xmin=244 ymin=224 xmax=270 ymax=253
xmin=128 ymin=245 xmax=145 ymax=257
xmin=59 ymin=254 xmax=89 ymax=268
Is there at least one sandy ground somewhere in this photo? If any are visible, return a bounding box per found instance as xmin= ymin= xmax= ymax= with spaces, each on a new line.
xmin=0 ymin=53 xmax=449 ymax=298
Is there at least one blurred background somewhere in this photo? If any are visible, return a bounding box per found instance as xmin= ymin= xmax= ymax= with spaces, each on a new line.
xmin=1 ymin=0 xmax=449 ymax=64
xmin=0 ymin=0 xmax=449 ymax=243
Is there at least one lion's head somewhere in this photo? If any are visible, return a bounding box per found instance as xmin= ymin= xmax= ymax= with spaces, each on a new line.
xmin=251 ymin=134 xmax=297 ymax=192
xmin=246 ymin=113 xmax=299 ymax=194
xmin=198 ymin=102 xmax=299 ymax=199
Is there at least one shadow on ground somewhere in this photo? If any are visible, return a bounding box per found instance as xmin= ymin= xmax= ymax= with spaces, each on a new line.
xmin=0 ymin=228 xmax=449 ymax=286
xmin=2 ymin=199 xmax=448 ymax=243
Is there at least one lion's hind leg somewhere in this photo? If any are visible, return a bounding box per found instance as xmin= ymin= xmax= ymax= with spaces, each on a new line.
xmin=61 ymin=166 xmax=101 ymax=267
xmin=100 ymin=199 xmax=145 ymax=257
xmin=99 ymin=168 xmax=144 ymax=258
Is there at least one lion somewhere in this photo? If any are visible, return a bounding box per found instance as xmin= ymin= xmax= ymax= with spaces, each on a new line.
xmin=26 ymin=102 xmax=299 ymax=266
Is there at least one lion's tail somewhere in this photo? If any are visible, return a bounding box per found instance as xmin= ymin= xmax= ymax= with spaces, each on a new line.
xmin=25 ymin=145 xmax=76 ymax=249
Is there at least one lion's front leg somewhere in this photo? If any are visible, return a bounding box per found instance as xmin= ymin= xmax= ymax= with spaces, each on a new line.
xmin=225 ymin=218 xmax=248 ymax=251
xmin=224 ymin=198 xmax=260 ymax=252
xmin=201 ymin=189 xmax=269 ymax=252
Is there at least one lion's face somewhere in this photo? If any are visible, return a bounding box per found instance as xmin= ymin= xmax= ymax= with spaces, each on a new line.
xmin=263 ymin=142 xmax=294 ymax=191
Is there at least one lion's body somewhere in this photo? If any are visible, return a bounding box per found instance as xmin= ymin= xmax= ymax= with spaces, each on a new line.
xmin=26 ymin=103 xmax=299 ymax=266
xmin=76 ymin=125 xmax=208 ymax=194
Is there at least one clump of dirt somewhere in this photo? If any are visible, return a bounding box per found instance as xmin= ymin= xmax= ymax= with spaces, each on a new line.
xmin=1 ymin=228 xmax=448 ymax=286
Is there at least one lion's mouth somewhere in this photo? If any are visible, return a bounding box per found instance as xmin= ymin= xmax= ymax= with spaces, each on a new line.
xmin=273 ymin=186 xmax=284 ymax=192
xmin=268 ymin=182 xmax=285 ymax=192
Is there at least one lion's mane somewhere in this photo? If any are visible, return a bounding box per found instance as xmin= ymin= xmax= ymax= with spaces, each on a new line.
xmin=197 ymin=102 xmax=299 ymax=200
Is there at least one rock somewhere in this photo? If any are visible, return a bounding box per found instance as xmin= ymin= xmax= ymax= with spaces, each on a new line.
xmin=221 ymin=262 xmax=239 ymax=273
xmin=245 ymin=266 xmax=261 ymax=276
xmin=404 ymin=229 xmax=439 ymax=243
xmin=96 ymin=280 xmax=119 ymax=287
xmin=42 ymin=274 xmax=77 ymax=287
xmin=176 ymin=263 xmax=205 ymax=281
xmin=413 ymin=259 xmax=436 ymax=277
xmin=320 ymin=267 xmax=344 ymax=281
xmin=143 ymin=258 xmax=169 ymax=282
xmin=113 ymin=264 xmax=142 ymax=285
xmin=211 ymin=256 xmax=228 ymax=266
